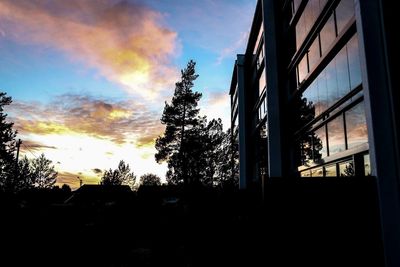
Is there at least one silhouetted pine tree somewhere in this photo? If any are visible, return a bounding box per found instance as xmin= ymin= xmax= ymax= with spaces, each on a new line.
xmin=0 ymin=92 xmax=17 ymax=192
xmin=155 ymin=60 xmax=201 ymax=186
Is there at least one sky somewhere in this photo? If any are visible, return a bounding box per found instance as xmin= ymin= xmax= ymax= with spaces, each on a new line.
xmin=0 ymin=0 xmax=256 ymax=189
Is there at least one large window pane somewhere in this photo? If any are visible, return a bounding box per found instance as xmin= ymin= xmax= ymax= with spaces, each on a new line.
xmin=253 ymin=23 xmax=263 ymax=55
xmin=296 ymin=15 xmax=307 ymax=50
xmin=311 ymin=167 xmax=323 ymax=177
xmin=308 ymin=36 xmax=320 ymax=71
xmin=346 ymin=102 xmax=368 ymax=149
xmin=347 ymin=34 xmax=362 ymax=89
xmin=325 ymin=164 xmax=337 ymax=176
xmin=364 ymin=154 xmax=371 ymax=176
xmin=298 ymin=54 xmax=308 ymax=84
xmin=304 ymin=80 xmax=318 ymax=118
xmin=314 ymin=126 xmax=327 ymax=160
xmin=335 ymin=0 xmax=355 ymax=35
xmin=339 ymin=160 xmax=354 ymax=176
xmin=259 ymin=67 xmax=266 ymax=95
xmin=325 ymin=59 xmax=339 ymax=107
xmin=328 ymin=115 xmax=345 ymax=155
xmin=317 ymin=70 xmax=328 ymax=113
xmin=336 ymin=46 xmax=351 ymax=98
xmin=320 ymin=14 xmax=336 ymax=55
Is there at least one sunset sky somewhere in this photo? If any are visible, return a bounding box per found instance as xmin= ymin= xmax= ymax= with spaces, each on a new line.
xmin=0 ymin=0 xmax=256 ymax=189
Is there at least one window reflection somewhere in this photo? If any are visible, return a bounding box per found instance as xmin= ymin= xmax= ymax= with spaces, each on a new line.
xmin=311 ymin=167 xmax=323 ymax=177
xmin=253 ymin=23 xmax=263 ymax=55
xmin=328 ymin=115 xmax=345 ymax=155
xmin=295 ymin=0 xmax=326 ymax=50
xmin=324 ymin=164 xmax=337 ymax=176
xmin=301 ymin=170 xmax=311 ymax=177
xmin=297 ymin=54 xmax=308 ymax=84
xmin=335 ymin=46 xmax=351 ymax=99
xmin=308 ymin=36 xmax=321 ymax=71
xmin=325 ymin=56 xmax=339 ymax=108
xmin=314 ymin=126 xmax=327 ymax=160
xmin=364 ymin=154 xmax=371 ymax=176
xmin=346 ymin=102 xmax=368 ymax=149
xmin=339 ymin=160 xmax=354 ymax=176
xmin=347 ymin=34 xmax=362 ymax=90
xmin=300 ymin=34 xmax=361 ymax=116
xmin=335 ymin=0 xmax=354 ymax=35
xmin=259 ymin=68 xmax=266 ymax=95
xmin=320 ymin=14 xmax=336 ymax=55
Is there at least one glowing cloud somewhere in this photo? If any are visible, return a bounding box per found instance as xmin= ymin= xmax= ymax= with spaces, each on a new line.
xmin=0 ymin=0 xmax=179 ymax=99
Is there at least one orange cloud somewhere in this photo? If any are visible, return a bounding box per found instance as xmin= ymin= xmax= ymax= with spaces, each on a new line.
xmin=0 ymin=0 xmax=178 ymax=99
xmin=9 ymin=95 xmax=164 ymax=146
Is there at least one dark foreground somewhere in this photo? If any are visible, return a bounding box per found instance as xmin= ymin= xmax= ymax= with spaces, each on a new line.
xmin=1 ymin=177 xmax=384 ymax=266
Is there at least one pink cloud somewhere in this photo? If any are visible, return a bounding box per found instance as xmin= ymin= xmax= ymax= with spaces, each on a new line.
xmin=0 ymin=0 xmax=178 ymax=99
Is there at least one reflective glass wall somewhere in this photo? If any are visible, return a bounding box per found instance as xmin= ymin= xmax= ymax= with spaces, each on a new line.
xmin=289 ymin=0 xmax=370 ymax=177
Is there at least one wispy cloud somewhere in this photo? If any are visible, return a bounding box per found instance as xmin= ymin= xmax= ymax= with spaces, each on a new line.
xmin=9 ymin=94 xmax=164 ymax=147
xmin=216 ymin=31 xmax=249 ymax=65
xmin=200 ymin=91 xmax=230 ymax=129
xmin=0 ymin=0 xmax=179 ymax=99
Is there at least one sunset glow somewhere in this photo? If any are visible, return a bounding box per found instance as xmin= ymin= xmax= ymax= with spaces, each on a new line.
xmin=0 ymin=0 xmax=256 ymax=189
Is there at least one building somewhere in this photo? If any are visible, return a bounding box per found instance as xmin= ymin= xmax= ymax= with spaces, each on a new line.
xmin=230 ymin=0 xmax=399 ymax=266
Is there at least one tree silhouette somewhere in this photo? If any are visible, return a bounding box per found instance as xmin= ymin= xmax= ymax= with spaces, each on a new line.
xmin=341 ymin=161 xmax=355 ymax=177
xmin=140 ymin=173 xmax=161 ymax=186
xmin=0 ymin=92 xmax=17 ymax=192
xmin=61 ymin=183 xmax=71 ymax=193
xmin=15 ymin=156 xmax=34 ymax=191
xmin=155 ymin=60 xmax=202 ymax=186
xmin=202 ymin=118 xmax=226 ymax=186
xmin=216 ymin=128 xmax=239 ymax=188
xmin=31 ymin=153 xmax=57 ymax=189
xmin=101 ymin=160 xmax=136 ymax=188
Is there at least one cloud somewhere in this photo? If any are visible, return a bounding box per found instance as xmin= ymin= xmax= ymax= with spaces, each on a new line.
xmin=199 ymin=92 xmax=230 ymax=130
xmin=57 ymin=171 xmax=100 ymax=190
xmin=20 ymin=140 xmax=57 ymax=152
xmin=0 ymin=0 xmax=179 ymax=99
xmin=216 ymin=31 xmax=249 ymax=65
xmin=9 ymin=94 xmax=164 ymax=147
xmin=92 ymin=168 xmax=103 ymax=175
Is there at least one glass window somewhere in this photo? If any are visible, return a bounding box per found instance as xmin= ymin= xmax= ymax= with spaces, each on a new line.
xmin=298 ymin=54 xmax=308 ymax=84
xmin=346 ymin=102 xmax=368 ymax=149
xmin=317 ymin=70 xmax=329 ymax=113
xmin=304 ymin=81 xmax=318 ymax=119
xmin=296 ymin=14 xmax=307 ymax=50
xmin=301 ymin=170 xmax=312 ymax=177
xmin=319 ymin=0 xmax=328 ymax=9
xmin=314 ymin=126 xmax=327 ymax=160
xmin=328 ymin=115 xmax=345 ymax=155
xmin=259 ymin=68 xmax=266 ymax=95
xmin=325 ymin=164 xmax=337 ymax=176
xmin=311 ymin=167 xmax=323 ymax=177
xmin=257 ymin=44 xmax=265 ymax=70
xmin=364 ymin=154 xmax=371 ymax=176
xmin=253 ymin=23 xmax=264 ymax=55
xmin=325 ymin=58 xmax=339 ymax=108
xmin=308 ymin=35 xmax=320 ymax=71
xmin=347 ymin=34 xmax=362 ymax=90
xmin=339 ymin=160 xmax=354 ymax=176
xmin=335 ymin=0 xmax=355 ymax=35
xmin=304 ymin=0 xmax=319 ymax=33
xmin=336 ymin=46 xmax=351 ymax=99
xmin=320 ymin=14 xmax=336 ymax=55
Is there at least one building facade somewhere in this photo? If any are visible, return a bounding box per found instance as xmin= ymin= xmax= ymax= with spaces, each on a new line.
xmin=230 ymin=0 xmax=399 ymax=266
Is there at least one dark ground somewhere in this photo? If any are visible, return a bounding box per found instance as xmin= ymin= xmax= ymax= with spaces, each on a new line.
xmin=0 ymin=178 xmax=385 ymax=267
